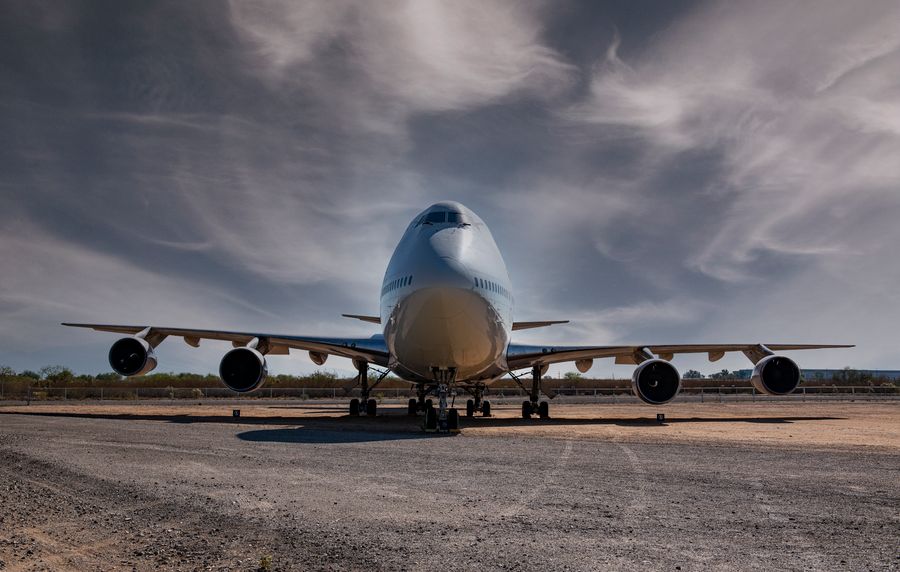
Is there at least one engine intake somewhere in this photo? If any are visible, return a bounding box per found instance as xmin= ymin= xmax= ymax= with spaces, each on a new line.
xmin=108 ymin=337 xmax=158 ymax=376
xmin=632 ymin=359 xmax=681 ymax=405
xmin=751 ymin=355 xmax=800 ymax=395
xmin=219 ymin=347 xmax=267 ymax=393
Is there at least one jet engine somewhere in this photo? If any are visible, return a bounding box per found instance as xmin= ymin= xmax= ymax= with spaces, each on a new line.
xmin=108 ymin=337 xmax=158 ymax=376
xmin=750 ymin=355 xmax=801 ymax=395
xmin=219 ymin=347 xmax=268 ymax=393
xmin=632 ymin=359 xmax=681 ymax=405
xmin=575 ymin=359 xmax=593 ymax=374
xmin=309 ymin=351 xmax=328 ymax=366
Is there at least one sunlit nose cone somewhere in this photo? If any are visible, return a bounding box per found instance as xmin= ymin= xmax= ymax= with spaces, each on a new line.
xmin=392 ymin=287 xmax=504 ymax=376
xmin=413 ymin=287 xmax=481 ymax=320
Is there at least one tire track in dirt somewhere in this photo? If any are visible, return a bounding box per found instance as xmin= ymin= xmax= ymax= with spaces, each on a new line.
xmin=500 ymin=439 xmax=574 ymax=518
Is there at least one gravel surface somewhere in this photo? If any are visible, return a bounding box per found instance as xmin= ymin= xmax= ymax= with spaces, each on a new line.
xmin=0 ymin=403 xmax=897 ymax=571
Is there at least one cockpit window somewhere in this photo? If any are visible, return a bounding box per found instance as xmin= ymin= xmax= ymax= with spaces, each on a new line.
xmin=446 ymin=212 xmax=468 ymax=224
xmin=424 ymin=211 xmax=446 ymax=224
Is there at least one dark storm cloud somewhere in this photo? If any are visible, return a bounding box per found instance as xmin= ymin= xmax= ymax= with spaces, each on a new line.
xmin=1 ymin=0 xmax=897 ymax=377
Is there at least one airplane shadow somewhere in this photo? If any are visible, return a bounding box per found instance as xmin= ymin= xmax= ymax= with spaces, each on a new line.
xmin=0 ymin=409 xmax=844 ymax=443
xmin=236 ymin=427 xmax=440 ymax=444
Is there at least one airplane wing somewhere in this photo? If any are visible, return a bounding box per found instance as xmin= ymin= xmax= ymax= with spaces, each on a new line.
xmin=341 ymin=314 xmax=381 ymax=325
xmin=511 ymin=320 xmax=569 ymax=331
xmin=506 ymin=342 xmax=854 ymax=371
xmin=62 ymin=323 xmax=390 ymax=367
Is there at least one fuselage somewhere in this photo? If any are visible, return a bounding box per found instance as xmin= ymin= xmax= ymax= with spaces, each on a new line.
xmin=380 ymin=202 xmax=513 ymax=383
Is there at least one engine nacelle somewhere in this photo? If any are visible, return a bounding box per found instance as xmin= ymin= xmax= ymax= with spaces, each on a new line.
xmin=575 ymin=359 xmax=593 ymax=373
xmin=632 ymin=359 xmax=681 ymax=405
xmin=108 ymin=337 xmax=158 ymax=376
xmin=219 ymin=347 xmax=267 ymax=393
xmin=309 ymin=351 xmax=328 ymax=366
xmin=750 ymin=355 xmax=801 ymax=395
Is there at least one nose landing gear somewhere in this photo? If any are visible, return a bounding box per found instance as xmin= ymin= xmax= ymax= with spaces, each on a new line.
xmin=424 ymin=367 xmax=460 ymax=434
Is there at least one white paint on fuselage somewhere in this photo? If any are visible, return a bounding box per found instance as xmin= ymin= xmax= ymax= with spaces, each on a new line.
xmin=380 ymin=201 xmax=513 ymax=383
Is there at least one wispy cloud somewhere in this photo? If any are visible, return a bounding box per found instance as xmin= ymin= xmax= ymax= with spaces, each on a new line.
xmin=566 ymin=1 xmax=900 ymax=284
xmin=0 ymin=0 xmax=896 ymax=377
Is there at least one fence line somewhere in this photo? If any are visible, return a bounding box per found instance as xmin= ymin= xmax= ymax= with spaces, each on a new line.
xmin=0 ymin=384 xmax=896 ymax=402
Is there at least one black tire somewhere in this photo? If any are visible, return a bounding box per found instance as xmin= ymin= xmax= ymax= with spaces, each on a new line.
xmin=366 ymin=398 xmax=377 ymax=416
xmin=407 ymin=398 xmax=418 ymax=416
xmin=448 ymin=409 xmax=459 ymax=431
xmin=521 ymin=400 xmax=532 ymax=419
xmin=482 ymin=400 xmax=491 ymax=417
xmin=425 ymin=398 xmax=433 ymax=409
xmin=349 ymin=398 xmax=360 ymax=416
xmin=538 ymin=401 xmax=549 ymax=419
xmin=466 ymin=399 xmax=475 ymax=417
xmin=424 ymin=407 xmax=438 ymax=431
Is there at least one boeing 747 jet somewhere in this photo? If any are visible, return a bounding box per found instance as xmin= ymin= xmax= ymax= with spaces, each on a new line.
xmin=65 ymin=201 xmax=852 ymax=432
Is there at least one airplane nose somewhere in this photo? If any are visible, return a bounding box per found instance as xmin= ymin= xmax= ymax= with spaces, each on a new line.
xmin=423 ymin=255 xmax=473 ymax=290
xmin=413 ymin=229 xmax=474 ymax=290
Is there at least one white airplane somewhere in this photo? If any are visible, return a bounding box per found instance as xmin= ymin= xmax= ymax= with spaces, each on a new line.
xmin=64 ymin=201 xmax=852 ymax=432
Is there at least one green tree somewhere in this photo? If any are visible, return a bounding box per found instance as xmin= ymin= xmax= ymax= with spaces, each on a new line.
xmin=683 ymin=369 xmax=703 ymax=379
xmin=38 ymin=365 xmax=74 ymax=385
xmin=564 ymin=371 xmax=583 ymax=380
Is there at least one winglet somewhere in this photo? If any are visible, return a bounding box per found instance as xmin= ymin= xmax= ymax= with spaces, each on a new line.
xmin=341 ymin=314 xmax=381 ymax=325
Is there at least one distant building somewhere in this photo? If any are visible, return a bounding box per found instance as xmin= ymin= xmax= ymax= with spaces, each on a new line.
xmin=734 ymin=368 xmax=900 ymax=381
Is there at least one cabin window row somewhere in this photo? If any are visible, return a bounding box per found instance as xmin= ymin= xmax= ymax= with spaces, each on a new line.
xmin=382 ymin=275 xmax=412 ymax=296
xmin=474 ymin=277 xmax=510 ymax=299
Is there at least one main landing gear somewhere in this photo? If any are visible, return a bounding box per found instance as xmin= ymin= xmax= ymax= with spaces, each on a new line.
xmin=407 ymin=384 xmax=433 ymax=416
xmin=348 ymin=361 xmax=390 ymax=417
xmin=518 ymin=365 xmax=550 ymax=420
xmin=465 ymin=383 xmax=491 ymax=417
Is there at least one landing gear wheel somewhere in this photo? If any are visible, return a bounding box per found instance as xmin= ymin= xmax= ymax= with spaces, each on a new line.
xmin=522 ymin=400 xmax=532 ymax=419
xmin=349 ymin=398 xmax=360 ymax=416
xmin=424 ymin=406 xmax=438 ymax=432
xmin=447 ymin=409 xmax=460 ymax=432
xmin=407 ymin=398 xmax=418 ymax=416
xmin=425 ymin=398 xmax=433 ymax=410
xmin=466 ymin=399 xmax=475 ymax=417
xmin=538 ymin=401 xmax=549 ymax=419
xmin=481 ymin=400 xmax=491 ymax=417
xmin=366 ymin=398 xmax=377 ymax=416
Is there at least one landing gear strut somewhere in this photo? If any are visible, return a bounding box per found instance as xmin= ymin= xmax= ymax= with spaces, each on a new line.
xmin=407 ymin=383 xmax=431 ymax=416
xmin=520 ymin=365 xmax=549 ymax=419
xmin=424 ymin=367 xmax=460 ymax=434
xmin=465 ymin=383 xmax=491 ymax=417
xmin=348 ymin=361 xmax=389 ymax=417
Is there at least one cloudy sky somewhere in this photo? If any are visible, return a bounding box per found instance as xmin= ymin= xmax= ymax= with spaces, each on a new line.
xmin=2 ymin=0 xmax=898 ymax=378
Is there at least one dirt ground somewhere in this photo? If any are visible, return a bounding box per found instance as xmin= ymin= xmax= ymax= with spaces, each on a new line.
xmin=2 ymin=400 xmax=896 ymax=450
xmin=0 ymin=401 xmax=897 ymax=571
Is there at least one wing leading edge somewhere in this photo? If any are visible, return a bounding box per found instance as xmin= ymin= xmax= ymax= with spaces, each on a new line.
xmin=506 ymin=342 xmax=854 ymax=371
xmin=61 ymin=323 xmax=389 ymax=367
